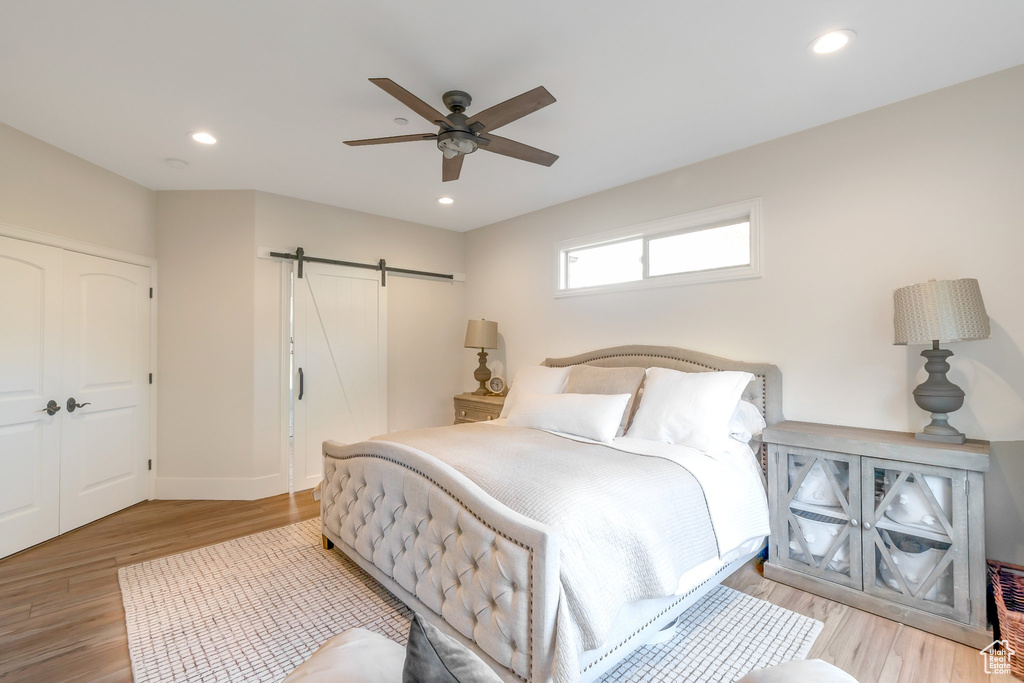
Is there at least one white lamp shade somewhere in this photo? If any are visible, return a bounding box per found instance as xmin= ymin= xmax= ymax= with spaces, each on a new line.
xmin=893 ymin=278 xmax=990 ymax=345
xmin=464 ymin=319 xmax=498 ymax=349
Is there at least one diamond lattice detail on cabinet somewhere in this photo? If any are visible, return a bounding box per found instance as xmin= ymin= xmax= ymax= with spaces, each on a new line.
xmin=874 ymin=471 xmax=955 ymax=605
xmin=785 ymin=455 xmax=852 ymax=573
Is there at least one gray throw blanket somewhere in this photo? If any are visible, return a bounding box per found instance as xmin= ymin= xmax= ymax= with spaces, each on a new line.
xmin=373 ymin=423 xmax=719 ymax=681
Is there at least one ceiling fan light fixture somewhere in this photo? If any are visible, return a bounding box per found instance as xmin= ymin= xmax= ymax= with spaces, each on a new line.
xmin=437 ymin=131 xmax=478 ymax=159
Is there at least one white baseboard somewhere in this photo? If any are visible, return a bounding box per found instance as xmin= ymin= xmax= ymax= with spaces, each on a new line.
xmin=155 ymin=474 xmax=285 ymax=501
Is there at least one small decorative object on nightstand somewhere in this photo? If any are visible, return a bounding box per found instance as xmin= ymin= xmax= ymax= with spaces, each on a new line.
xmin=464 ymin=319 xmax=498 ymax=395
xmin=453 ymin=393 xmax=505 ymax=424
xmin=893 ymin=278 xmax=990 ymax=444
xmin=486 ymin=375 xmax=507 ymax=395
xmin=764 ymin=421 xmax=991 ymax=648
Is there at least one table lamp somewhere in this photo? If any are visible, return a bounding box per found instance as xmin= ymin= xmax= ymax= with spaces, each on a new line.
xmin=893 ymin=278 xmax=990 ymax=444
xmin=465 ymin=319 xmax=498 ymax=395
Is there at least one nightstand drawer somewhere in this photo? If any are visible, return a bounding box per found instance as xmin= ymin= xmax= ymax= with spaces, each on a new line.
xmin=453 ymin=393 xmax=504 ymax=424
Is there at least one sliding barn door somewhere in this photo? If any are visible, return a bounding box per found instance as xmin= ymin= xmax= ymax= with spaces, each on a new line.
xmin=293 ymin=263 xmax=386 ymax=491
xmin=0 ymin=236 xmax=63 ymax=558
xmin=59 ymin=251 xmax=151 ymax=533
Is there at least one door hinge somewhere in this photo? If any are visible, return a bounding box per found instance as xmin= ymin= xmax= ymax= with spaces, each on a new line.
xmin=965 ymin=477 xmax=970 ymax=496
xmin=149 ymin=373 xmax=153 ymax=384
xmin=149 ymin=287 xmax=153 ymax=299
xmin=148 ymin=459 xmax=152 ymax=471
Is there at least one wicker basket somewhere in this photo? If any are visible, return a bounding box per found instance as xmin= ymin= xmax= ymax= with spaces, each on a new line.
xmin=990 ymin=561 xmax=1024 ymax=679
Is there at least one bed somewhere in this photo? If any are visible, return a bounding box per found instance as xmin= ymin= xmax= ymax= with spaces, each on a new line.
xmin=320 ymin=345 xmax=783 ymax=682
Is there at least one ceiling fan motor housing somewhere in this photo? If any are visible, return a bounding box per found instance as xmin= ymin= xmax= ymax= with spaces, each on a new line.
xmin=442 ymin=90 xmax=472 ymax=113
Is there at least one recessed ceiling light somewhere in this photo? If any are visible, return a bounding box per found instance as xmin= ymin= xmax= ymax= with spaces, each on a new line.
xmin=190 ymin=131 xmax=217 ymax=144
xmin=164 ymin=158 xmax=189 ymax=169
xmin=809 ymin=29 xmax=856 ymax=55
xmin=437 ymin=197 xmax=454 ymax=205
xmin=393 ymin=117 xmax=408 ymax=126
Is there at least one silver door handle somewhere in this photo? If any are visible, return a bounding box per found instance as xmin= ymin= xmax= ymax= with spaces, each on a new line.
xmin=850 ymin=519 xmax=858 ymax=527
xmin=863 ymin=521 xmax=871 ymax=530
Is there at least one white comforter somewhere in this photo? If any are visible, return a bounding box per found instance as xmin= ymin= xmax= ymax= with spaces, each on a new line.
xmin=373 ymin=423 xmax=769 ymax=682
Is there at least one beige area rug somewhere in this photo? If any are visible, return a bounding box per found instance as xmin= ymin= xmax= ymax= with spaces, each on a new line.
xmin=119 ymin=519 xmax=822 ymax=682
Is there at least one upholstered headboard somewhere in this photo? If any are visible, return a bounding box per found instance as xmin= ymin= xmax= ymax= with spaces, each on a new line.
xmin=542 ymin=344 xmax=784 ymax=426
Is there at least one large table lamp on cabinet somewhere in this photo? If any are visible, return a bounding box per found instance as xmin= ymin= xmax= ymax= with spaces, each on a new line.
xmin=465 ymin=319 xmax=498 ymax=395
xmin=893 ymin=278 xmax=990 ymax=444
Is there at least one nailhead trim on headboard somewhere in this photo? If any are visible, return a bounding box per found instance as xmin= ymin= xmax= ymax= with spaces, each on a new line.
xmin=546 ymin=351 xmax=769 ymax=420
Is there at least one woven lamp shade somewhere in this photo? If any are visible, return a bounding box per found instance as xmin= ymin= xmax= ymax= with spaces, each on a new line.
xmin=464 ymin=319 xmax=498 ymax=349
xmin=893 ymin=278 xmax=990 ymax=345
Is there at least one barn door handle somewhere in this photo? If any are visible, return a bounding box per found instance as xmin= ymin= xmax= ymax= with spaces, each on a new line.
xmin=39 ymin=399 xmax=61 ymax=416
xmin=298 ymin=367 xmax=304 ymax=400
xmin=66 ymin=398 xmax=91 ymax=413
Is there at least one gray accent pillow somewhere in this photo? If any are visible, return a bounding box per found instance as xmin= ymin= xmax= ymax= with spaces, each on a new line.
xmin=402 ymin=613 xmax=502 ymax=683
xmin=565 ymin=365 xmax=646 ymax=436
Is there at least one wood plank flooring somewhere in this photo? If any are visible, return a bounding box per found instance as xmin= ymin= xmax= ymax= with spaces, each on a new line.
xmin=0 ymin=492 xmax=1010 ymax=682
xmin=0 ymin=492 xmax=320 ymax=682
xmin=722 ymin=563 xmax=1011 ymax=682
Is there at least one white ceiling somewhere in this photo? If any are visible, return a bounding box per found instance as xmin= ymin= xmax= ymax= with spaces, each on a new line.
xmin=2 ymin=1 xmax=1023 ymax=232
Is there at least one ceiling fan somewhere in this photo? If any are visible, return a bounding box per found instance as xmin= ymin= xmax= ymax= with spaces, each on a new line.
xmin=344 ymin=78 xmax=558 ymax=182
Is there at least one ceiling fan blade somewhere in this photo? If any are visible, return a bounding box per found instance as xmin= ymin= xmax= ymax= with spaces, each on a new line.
xmin=343 ymin=133 xmax=437 ymax=146
xmin=468 ymin=86 xmax=556 ymax=133
xmin=478 ymin=134 xmax=558 ymax=167
xmin=442 ymin=153 xmax=465 ymax=182
xmin=369 ymin=78 xmax=452 ymax=128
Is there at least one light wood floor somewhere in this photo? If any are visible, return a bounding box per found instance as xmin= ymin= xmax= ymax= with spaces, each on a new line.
xmin=0 ymin=493 xmax=1010 ymax=682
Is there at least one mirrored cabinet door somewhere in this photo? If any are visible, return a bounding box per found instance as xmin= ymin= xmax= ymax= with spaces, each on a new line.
xmin=861 ymin=458 xmax=970 ymax=623
xmin=774 ymin=445 xmax=861 ymax=589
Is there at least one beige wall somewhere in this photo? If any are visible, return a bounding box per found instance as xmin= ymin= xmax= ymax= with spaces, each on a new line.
xmin=155 ymin=191 xmax=259 ymax=496
xmin=252 ymin=192 xmax=466 ymax=479
xmin=464 ymin=65 xmax=1024 ymax=562
xmin=153 ymin=189 xmax=465 ymax=497
xmin=0 ymin=122 xmax=156 ymax=257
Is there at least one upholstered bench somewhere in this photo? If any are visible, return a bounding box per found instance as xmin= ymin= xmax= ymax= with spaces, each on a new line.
xmin=737 ymin=658 xmax=859 ymax=682
xmin=284 ymin=621 xmax=857 ymax=683
xmin=284 ymin=615 xmax=503 ymax=683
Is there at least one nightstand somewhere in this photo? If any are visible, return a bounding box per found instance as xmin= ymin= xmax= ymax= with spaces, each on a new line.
xmin=763 ymin=420 xmax=991 ymax=648
xmin=453 ymin=393 xmax=505 ymax=424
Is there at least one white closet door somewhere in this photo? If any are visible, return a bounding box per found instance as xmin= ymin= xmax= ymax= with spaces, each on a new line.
xmin=59 ymin=250 xmax=150 ymax=533
xmin=0 ymin=236 xmax=63 ymax=558
xmin=293 ymin=263 xmax=386 ymax=491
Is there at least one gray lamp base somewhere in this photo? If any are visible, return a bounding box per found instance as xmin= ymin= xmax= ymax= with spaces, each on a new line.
xmin=912 ymin=344 xmax=967 ymax=445
xmin=915 ymin=428 xmax=967 ymax=445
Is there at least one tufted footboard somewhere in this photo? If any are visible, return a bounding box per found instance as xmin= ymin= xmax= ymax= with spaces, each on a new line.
xmin=321 ymin=440 xmax=561 ymax=682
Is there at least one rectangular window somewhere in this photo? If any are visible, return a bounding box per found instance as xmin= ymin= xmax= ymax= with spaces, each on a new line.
xmin=565 ymin=237 xmax=643 ymax=289
xmin=554 ymin=199 xmax=760 ymax=296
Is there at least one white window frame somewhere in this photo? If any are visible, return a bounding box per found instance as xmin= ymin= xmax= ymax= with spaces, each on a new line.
xmin=553 ymin=198 xmax=761 ymax=298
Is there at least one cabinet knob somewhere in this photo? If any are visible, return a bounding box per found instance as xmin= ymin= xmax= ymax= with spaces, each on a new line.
xmin=486 ymin=415 xmax=492 ymax=420
xmin=460 ymin=410 xmax=466 ymax=417
xmin=863 ymin=521 xmax=871 ymax=530
xmin=850 ymin=519 xmax=858 ymax=528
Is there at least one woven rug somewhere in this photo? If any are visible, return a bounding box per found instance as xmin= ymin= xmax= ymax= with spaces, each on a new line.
xmin=119 ymin=519 xmax=822 ymax=682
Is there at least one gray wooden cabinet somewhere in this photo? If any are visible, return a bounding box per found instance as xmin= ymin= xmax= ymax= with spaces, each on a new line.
xmin=764 ymin=421 xmax=991 ymax=648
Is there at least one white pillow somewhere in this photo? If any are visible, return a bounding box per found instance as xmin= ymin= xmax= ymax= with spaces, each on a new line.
xmin=729 ymin=400 xmax=767 ymax=443
xmin=499 ymin=364 xmax=571 ymax=418
xmin=625 ymin=367 xmax=754 ymax=453
xmin=506 ymin=392 xmax=631 ymax=443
